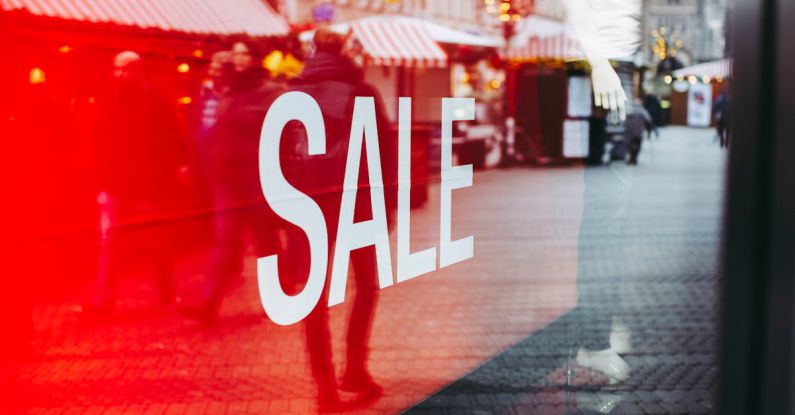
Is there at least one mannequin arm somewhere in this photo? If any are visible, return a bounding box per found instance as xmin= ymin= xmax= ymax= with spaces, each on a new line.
xmin=562 ymin=0 xmax=627 ymax=119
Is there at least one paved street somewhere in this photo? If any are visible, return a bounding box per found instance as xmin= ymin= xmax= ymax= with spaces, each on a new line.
xmin=410 ymin=126 xmax=726 ymax=414
xmin=0 ymin=126 xmax=725 ymax=414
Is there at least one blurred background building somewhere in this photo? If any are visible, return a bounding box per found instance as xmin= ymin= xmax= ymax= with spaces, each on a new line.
xmin=642 ymin=0 xmax=728 ymax=65
xmin=279 ymin=0 xmax=488 ymax=32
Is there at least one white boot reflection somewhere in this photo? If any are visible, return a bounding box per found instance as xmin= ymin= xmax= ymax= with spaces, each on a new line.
xmin=576 ymin=392 xmax=623 ymax=414
xmin=609 ymin=317 xmax=633 ymax=355
xmin=575 ymin=347 xmax=631 ymax=384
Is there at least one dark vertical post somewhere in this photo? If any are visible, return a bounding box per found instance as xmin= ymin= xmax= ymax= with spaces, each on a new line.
xmin=761 ymin=0 xmax=795 ymax=412
xmin=717 ymin=0 xmax=794 ymax=412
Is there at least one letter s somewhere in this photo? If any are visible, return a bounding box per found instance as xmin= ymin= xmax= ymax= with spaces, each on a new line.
xmin=258 ymin=92 xmax=328 ymax=326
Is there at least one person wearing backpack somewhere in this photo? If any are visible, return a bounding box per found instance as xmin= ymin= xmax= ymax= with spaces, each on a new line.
xmin=625 ymin=97 xmax=652 ymax=165
xmin=282 ymin=28 xmax=397 ymax=411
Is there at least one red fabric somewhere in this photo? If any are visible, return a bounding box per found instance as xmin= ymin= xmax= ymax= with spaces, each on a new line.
xmin=0 ymin=0 xmax=289 ymax=36
xmin=351 ymin=18 xmax=447 ymax=68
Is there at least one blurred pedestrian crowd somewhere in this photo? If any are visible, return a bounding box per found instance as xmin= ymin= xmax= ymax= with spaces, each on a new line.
xmin=1 ymin=29 xmax=396 ymax=411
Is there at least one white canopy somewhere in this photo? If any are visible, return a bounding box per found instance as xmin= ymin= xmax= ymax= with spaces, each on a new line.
xmin=505 ymin=14 xmax=639 ymax=62
xmin=299 ymin=15 xmax=501 ymax=48
xmin=505 ymin=15 xmax=583 ymax=61
xmin=673 ymin=59 xmax=732 ymax=80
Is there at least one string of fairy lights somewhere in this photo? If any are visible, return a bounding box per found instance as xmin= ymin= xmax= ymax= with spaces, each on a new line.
xmin=653 ymin=26 xmax=724 ymax=85
xmin=482 ymin=0 xmax=521 ymax=22
xmin=651 ymin=27 xmax=684 ymax=60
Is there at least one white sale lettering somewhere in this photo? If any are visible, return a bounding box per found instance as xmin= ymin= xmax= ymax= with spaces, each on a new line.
xmin=257 ymin=93 xmax=475 ymax=325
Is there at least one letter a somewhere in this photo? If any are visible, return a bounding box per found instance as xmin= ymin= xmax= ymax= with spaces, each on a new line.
xmin=329 ymin=97 xmax=394 ymax=307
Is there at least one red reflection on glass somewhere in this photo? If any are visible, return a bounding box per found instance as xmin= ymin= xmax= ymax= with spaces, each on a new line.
xmin=0 ymin=23 xmax=581 ymax=415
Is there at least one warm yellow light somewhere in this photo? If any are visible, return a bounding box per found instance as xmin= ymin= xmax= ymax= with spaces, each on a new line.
xmin=703 ymin=76 xmax=712 ymax=83
xmin=264 ymin=50 xmax=284 ymax=71
xmin=500 ymin=2 xmax=510 ymax=11
xmin=178 ymin=96 xmax=192 ymax=105
xmin=29 ymin=67 xmax=46 ymax=84
xmin=489 ymin=79 xmax=501 ymax=89
xmin=193 ymin=49 xmax=204 ymax=58
xmin=716 ymin=76 xmax=724 ymax=82
xmin=177 ymin=63 xmax=190 ymax=73
xmin=500 ymin=13 xmax=510 ymax=21
xmin=688 ymin=75 xmax=697 ymax=84
xmin=58 ymin=45 xmax=72 ymax=54
xmin=484 ymin=0 xmax=494 ymax=4
xmin=664 ymin=75 xmax=672 ymax=84
xmin=512 ymin=14 xmax=519 ymax=21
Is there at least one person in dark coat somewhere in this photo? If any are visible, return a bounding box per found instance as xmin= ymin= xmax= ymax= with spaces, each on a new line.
xmin=713 ymin=88 xmax=730 ymax=148
xmin=282 ymin=29 xmax=397 ymax=411
xmin=84 ymin=51 xmax=186 ymax=314
xmin=643 ymin=92 xmax=662 ymax=139
xmin=179 ymin=42 xmax=285 ymax=323
xmin=194 ymin=50 xmax=232 ymax=166
xmin=625 ymin=98 xmax=652 ymax=165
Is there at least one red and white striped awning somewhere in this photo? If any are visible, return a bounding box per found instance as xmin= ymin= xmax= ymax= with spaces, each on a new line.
xmin=673 ymin=59 xmax=732 ymax=80
xmin=351 ymin=16 xmax=448 ymax=68
xmin=504 ymin=16 xmax=584 ymax=62
xmin=0 ymin=0 xmax=289 ymax=37
xmin=504 ymin=33 xmax=583 ymax=61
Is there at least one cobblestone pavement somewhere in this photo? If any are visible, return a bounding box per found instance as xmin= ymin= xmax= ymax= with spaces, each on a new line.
xmin=0 ymin=126 xmax=724 ymax=414
xmin=408 ymin=127 xmax=725 ymax=414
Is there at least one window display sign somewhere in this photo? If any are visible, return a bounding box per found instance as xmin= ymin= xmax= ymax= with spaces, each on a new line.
xmin=687 ymin=82 xmax=713 ymax=127
xmin=567 ymin=76 xmax=593 ymax=117
xmin=563 ymin=119 xmax=590 ymax=158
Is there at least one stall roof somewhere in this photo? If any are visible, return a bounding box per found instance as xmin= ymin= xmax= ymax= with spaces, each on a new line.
xmin=300 ymin=16 xmax=501 ymax=48
xmin=673 ymin=59 xmax=732 ymax=79
xmin=505 ymin=16 xmax=584 ymax=62
xmin=0 ymin=0 xmax=289 ymax=37
xmin=300 ymin=16 xmax=449 ymax=68
xmin=352 ymin=16 xmax=447 ymax=67
xmin=505 ymin=15 xmax=639 ymax=62
xmin=395 ymin=16 xmax=501 ymax=48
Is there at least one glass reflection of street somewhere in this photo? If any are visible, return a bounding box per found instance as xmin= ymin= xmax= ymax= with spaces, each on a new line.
xmin=0 ymin=0 xmax=733 ymax=413
xmin=411 ymin=126 xmax=723 ymax=414
xmin=0 ymin=126 xmax=723 ymax=414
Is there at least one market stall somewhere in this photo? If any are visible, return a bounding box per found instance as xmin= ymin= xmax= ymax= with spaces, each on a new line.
xmin=300 ymin=16 xmax=500 ymax=204
xmin=300 ymin=15 xmax=499 ymax=120
xmin=0 ymin=0 xmax=290 ymax=296
xmin=0 ymin=0 xmax=289 ymax=103
xmin=668 ymin=59 xmax=732 ymax=127
xmin=504 ymin=15 xmax=638 ymax=164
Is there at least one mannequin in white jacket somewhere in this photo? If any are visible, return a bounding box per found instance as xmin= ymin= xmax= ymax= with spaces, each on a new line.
xmin=561 ymin=0 xmax=641 ymax=120
xmin=560 ymin=0 xmax=641 ymax=383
